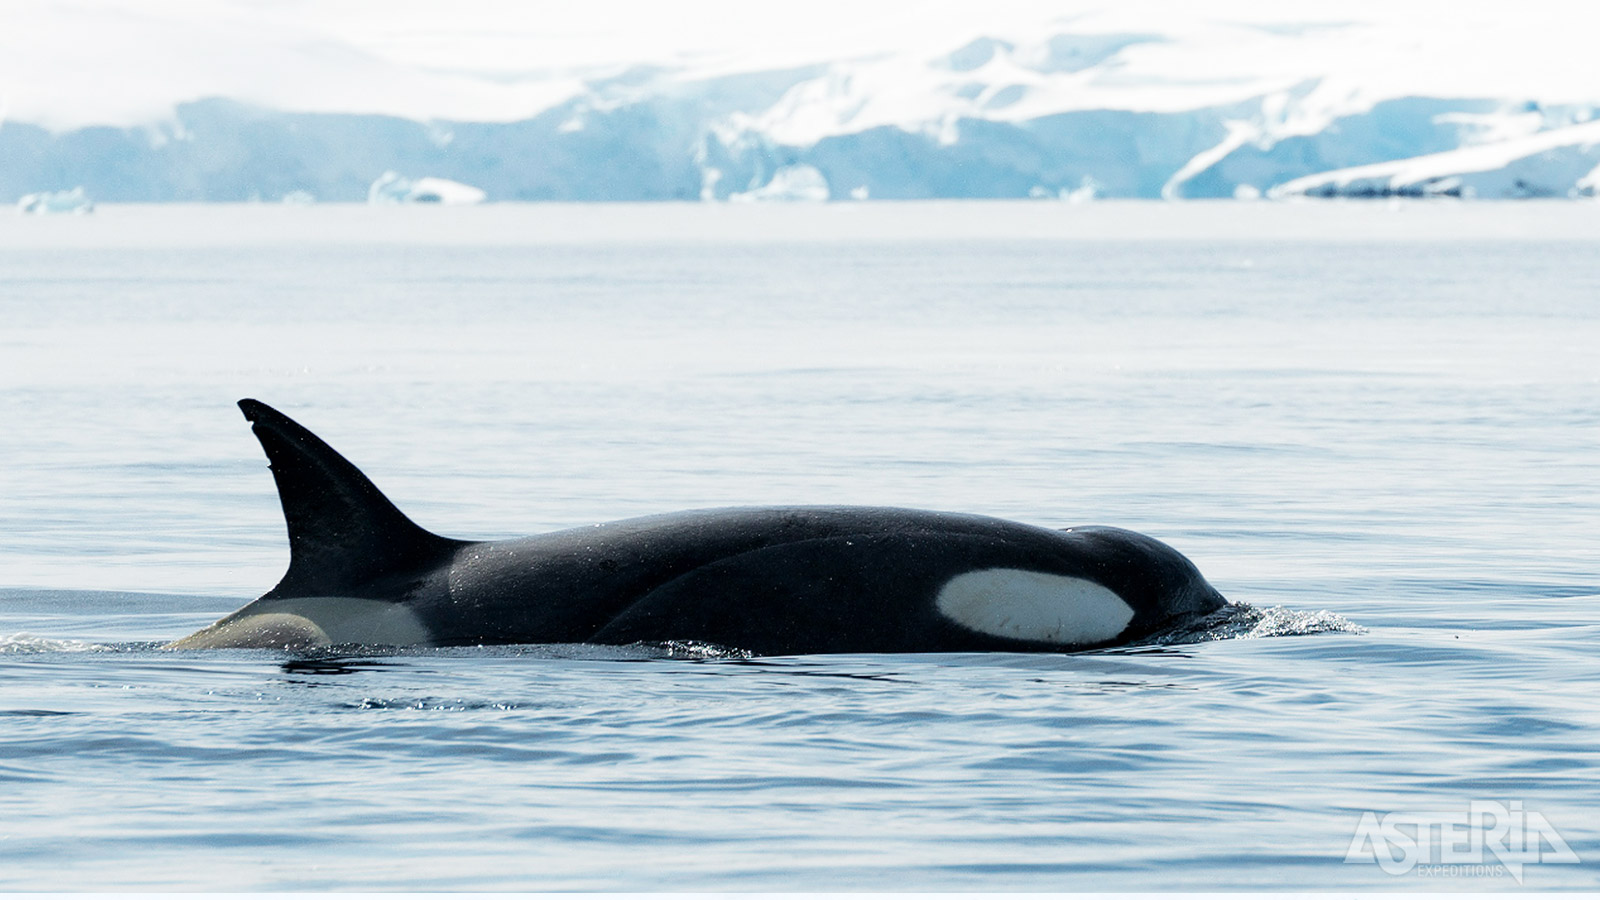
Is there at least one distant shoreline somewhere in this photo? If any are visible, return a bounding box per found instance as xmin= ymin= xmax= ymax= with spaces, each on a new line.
xmin=7 ymin=200 xmax=1599 ymax=249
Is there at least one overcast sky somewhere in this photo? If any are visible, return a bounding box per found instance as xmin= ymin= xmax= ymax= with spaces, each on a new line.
xmin=4 ymin=0 xmax=1598 ymax=128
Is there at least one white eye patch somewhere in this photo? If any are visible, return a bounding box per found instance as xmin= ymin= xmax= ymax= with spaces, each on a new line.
xmin=935 ymin=568 xmax=1134 ymax=645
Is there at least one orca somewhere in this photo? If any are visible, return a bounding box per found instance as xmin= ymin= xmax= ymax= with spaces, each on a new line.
xmin=168 ymin=400 xmax=1229 ymax=655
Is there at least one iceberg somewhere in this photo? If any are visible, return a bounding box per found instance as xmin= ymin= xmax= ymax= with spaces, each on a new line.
xmin=17 ymin=187 xmax=93 ymax=214
xmin=368 ymin=171 xmax=415 ymax=204
xmin=405 ymin=177 xmax=487 ymax=205
xmin=728 ymin=164 xmax=830 ymax=202
xmin=368 ymin=171 xmax=486 ymax=205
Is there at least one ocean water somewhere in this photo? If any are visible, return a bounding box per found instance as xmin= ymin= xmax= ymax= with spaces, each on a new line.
xmin=1 ymin=201 xmax=1597 ymax=890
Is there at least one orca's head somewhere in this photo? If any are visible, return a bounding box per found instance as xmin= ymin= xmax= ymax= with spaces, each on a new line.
xmin=1058 ymin=525 xmax=1228 ymax=638
xmin=931 ymin=525 xmax=1229 ymax=650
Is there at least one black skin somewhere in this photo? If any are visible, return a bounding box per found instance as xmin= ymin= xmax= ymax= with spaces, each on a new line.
xmin=235 ymin=399 xmax=1227 ymax=655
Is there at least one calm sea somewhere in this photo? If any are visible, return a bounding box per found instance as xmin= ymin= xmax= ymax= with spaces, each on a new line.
xmin=1 ymin=201 xmax=1597 ymax=890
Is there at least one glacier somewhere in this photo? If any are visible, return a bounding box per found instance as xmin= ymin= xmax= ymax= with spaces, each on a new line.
xmin=3 ymin=19 xmax=1598 ymax=203
xmin=1270 ymin=118 xmax=1600 ymax=199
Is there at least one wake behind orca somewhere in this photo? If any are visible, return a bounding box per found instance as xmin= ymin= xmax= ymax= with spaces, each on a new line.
xmin=170 ymin=400 xmax=1229 ymax=655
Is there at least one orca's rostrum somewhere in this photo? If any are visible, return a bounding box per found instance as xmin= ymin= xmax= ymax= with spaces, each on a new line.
xmin=170 ymin=400 xmax=1229 ymax=655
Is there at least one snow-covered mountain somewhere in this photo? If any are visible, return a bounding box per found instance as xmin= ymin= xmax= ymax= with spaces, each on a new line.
xmin=5 ymin=4 xmax=1599 ymax=202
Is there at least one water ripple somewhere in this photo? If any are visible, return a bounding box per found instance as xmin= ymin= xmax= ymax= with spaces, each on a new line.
xmin=0 ymin=633 xmax=109 ymax=653
xmin=1146 ymin=603 xmax=1365 ymax=646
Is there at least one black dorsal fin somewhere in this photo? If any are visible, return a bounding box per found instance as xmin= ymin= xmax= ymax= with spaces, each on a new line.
xmin=238 ymin=399 xmax=465 ymax=599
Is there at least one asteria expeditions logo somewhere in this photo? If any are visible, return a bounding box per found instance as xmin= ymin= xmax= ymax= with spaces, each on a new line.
xmin=1345 ymin=800 xmax=1579 ymax=883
